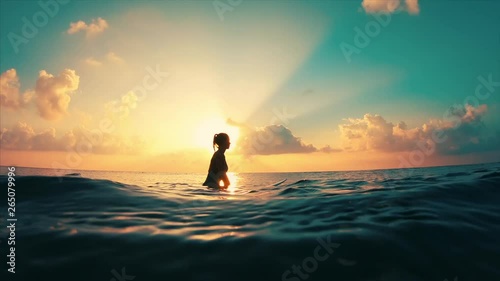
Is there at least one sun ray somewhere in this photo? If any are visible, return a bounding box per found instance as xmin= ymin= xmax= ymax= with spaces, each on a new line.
xmin=193 ymin=116 xmax=240 ymax=152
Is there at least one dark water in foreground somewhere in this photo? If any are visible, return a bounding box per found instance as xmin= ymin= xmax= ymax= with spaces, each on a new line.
xmin=1 ymin=163 xmax=500 ymax=281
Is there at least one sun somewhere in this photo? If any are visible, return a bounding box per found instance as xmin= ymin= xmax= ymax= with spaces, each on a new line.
xmin=193 ymin=116 xmax=240 ymax=151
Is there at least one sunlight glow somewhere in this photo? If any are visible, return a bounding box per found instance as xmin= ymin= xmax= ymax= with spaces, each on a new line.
xmin=226 ymin=172 xmax=239 ymax=194
xmin=193 ymin=117 xmax=240 ymax=152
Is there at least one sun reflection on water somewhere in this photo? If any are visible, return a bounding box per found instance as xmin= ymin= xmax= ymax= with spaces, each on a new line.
xmin=226 ymin=172 xmax=239 ymax=194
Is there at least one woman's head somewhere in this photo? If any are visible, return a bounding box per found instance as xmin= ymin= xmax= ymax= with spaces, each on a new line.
xmin=213 ymin=133 xmax=230 ymax=151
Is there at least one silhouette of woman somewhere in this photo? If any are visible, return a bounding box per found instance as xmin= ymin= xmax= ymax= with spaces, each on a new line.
xmin=202 ymin=133 xmax=230 ymax=188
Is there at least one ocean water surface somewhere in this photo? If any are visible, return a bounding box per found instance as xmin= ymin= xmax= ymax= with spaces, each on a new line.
xmin=1 ymin=162 xmax=500 ymax=281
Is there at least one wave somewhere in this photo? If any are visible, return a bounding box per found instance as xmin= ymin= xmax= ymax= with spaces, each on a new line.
xmin=3 ymin=164 xmax=499 ymax=203
xmin=480 ymin=171 xmax=500 ymax=179
xmin=2 ymin=163 xmax=500 ymax=280
xmin=0 ymin=175 xmax=128 ymax=200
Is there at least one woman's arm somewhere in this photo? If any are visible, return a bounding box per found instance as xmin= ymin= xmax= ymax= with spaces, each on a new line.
xmin=221 ymin=173 xmax=230 ymax=188
xmin=207 ymin=171 xmax=230 ymax=188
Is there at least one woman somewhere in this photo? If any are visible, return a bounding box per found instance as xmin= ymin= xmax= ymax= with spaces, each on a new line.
xmin=202 ymin=133 xmax=230 ymax=188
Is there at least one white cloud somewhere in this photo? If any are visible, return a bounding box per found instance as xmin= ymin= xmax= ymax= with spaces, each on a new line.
xmin=34 ymin=69 xmax=80 ymax=120
xmin=361 ymin=0 xmax=420 ymax=15
xmin=67 ymin=17 xmax=109 ymax=37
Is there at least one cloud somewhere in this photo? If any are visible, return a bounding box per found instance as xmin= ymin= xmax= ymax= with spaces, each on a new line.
xmin=84 ymin=52 xmax=124 ymax=67
xmin=0 ymin=122 xmax=144 ymax=154
xmin=226 ymin=118 xmax=341 ymax=155
xmin=405 ymin=0 xmax=420 ymax=14
xmin=0 ymin=122 xmax=74 ymax=151
xmin=67 ymin=17 xmax=109 ymax=37
xmin=318 ymin=145 xmax=342 ymax=153
xmin=84 ymin=57 xmax=103 ymax=67
xmin=0 ymin=69 xmax=33 ymax=109
xmin=339 ymin=104 xmax=499 ymax=155
xmin=235 ymin=123 xmax=339 ymax=155
xmin=361 ymin=0 xmax=420 ymax=15
xmin=34 ymin=69 xmax=80 ymax=120
xmin=238 ymin=125 xmax=316 ymax=155
xmin=1 ymin=122 xmax=38 ymax=150
xmin=1 ymin=68 xmax=79 ymax=119
xmin=106 ymin=52 xmax=124 ymax=64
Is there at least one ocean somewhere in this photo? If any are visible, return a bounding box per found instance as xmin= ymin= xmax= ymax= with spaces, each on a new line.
xmin=1 ymin=162 xmax=500 ymax=281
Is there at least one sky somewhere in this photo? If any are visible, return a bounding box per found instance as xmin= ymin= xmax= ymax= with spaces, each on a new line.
xmin=1 ymin=0 xmax=500 ymax=173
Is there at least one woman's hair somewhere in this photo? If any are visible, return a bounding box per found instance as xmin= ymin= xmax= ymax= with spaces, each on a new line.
xmin=213 ymin=133 xmax=229 ymax=151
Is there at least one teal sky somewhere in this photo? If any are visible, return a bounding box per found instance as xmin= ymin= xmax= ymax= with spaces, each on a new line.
xmin=1 ymin=0 xmax=500 ymax=172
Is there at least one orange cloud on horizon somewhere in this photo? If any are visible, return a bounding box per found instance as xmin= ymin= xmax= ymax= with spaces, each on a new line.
xmin=339 ymin=104 xmax=498 ymax=155
xmin=0 ymin=122 xmax=145 ymax=155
